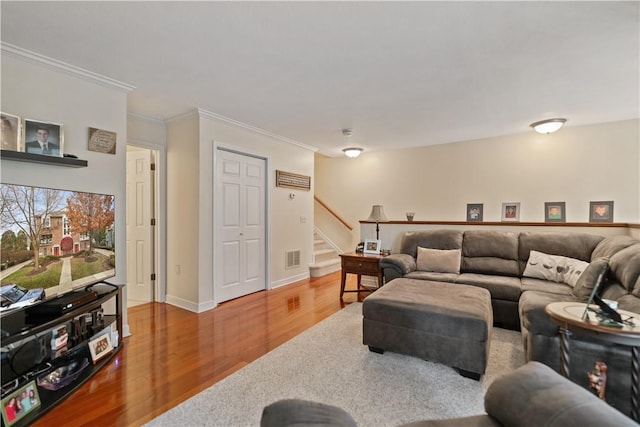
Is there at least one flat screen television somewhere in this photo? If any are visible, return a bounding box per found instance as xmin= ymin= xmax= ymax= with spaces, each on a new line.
xmin=0 ymin=183 xmax=115 ymax=298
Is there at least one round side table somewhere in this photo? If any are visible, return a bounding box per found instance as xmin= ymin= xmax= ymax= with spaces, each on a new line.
xmin=545 ymin=302 xmax=640 ymax=421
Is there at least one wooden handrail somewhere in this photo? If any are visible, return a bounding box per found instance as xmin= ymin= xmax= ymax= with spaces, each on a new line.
xmin=314 ymin=196 xmax=353 ymax=231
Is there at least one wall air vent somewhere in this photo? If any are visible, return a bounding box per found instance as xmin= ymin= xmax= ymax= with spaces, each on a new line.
xmin=286 ymin=250 xmax=301 ymax=269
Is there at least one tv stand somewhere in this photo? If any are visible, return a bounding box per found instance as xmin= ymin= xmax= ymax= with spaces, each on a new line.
xmin=0 ymin=283 xmax=122 ymax=426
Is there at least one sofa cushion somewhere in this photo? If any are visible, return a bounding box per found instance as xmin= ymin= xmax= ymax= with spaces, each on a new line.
xmin=592 ymin=235 xmax=639 ymax=259
xmin=519 ymin=290 xmax=572 ymax=336
xmin=416 ymin=247 xmax=461 ymax=273
xmin=608 ymin=243 xmax=640 ymax=294
xmin=617 ymin=294 xmax=640 ymax=314
xmin=572 ymin=257 xmax=609 ymax=302
xmin=260 ymin=399 xmax=357 ymax=427
xmin=521 ymin=277 xmax=574 ymax=296
xmin=455 ymin=273 xmax=521 ymax=302
xmin=485 ymin=362 xmax=636 ymax=427
xmin=461 ymin=230 xmax=520 ymax=276
xmin=518 ymin=232 xmax=603 ymax=274
xmin=398 ymin=230 xmax=463 ymax=259
xmin=522 ymin=251 xmax=588 ymax=287
xmin=405 ymin=271 xmax=459 ymax=283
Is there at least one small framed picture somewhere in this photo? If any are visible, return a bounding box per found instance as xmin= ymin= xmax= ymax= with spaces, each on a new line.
xmin=1 ymin=380 xmax=40 ymax=426
xmin=544 ymin=202 xmax=566 ymax=223
xmin=501 ymin=202 xmax=520 ymax=222
xmin=466 ymin=203 xmax=483 ymax=222
xmin=23 ymin=119 xmax=63 ymax=157
xmin=363 ymin=239 xmax=381 ymax=255
xmin=1 ymin=112 xmax=21 ymax=151
xmin=589 ymin=201 xmax=614 ymax=223
xmin=89 ymin=333 xmax=113 ymax=364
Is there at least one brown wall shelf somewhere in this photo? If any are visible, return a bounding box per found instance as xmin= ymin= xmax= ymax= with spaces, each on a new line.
xmin=361 ymin=220 xmax=640 ymax=229
xmin=1 ymin=150 xmax=88 ymax=168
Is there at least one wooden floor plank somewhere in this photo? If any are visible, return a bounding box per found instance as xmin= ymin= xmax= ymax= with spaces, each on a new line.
xmin=33 ymin=271 xmax=368 ymax=426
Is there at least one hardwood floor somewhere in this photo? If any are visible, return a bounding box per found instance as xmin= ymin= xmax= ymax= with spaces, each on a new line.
xmin=33 ymin=271 xmax=368 ymax=426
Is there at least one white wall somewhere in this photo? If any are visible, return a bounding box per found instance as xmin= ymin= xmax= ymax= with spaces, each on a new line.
xmin=163 ymin=110 xmax=315 ymax=312
xmin=316 ymin=119 xmax=640 ymax=252
xmin=1 ymin=51 xmax=130 ymax=331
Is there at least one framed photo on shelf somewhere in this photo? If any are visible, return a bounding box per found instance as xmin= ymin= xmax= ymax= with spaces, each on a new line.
xmin=589 ymin=201 xmax=614 ymax=223
xmin=363 ymin=239 xmax=381 ymax=255
xmin=88 ymin=333 xmax=113 ymax=364
xmin=466 ymin=203 xmax=483 ymax=222
xmin=23 ymin=119 xmax=63 ymax=157
xmin=1 ymin=112 xmax=21 ymax=152
xmin=1 ymin=380 xmax=40 ymax=426
xmin=544 ymin=202 xmax=566 ymax=223
xmin=501 ymin=202 xmax=520 ymax=222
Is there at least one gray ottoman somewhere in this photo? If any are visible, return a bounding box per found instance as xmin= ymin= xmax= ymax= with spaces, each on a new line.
xmin=363 ymin=278 xmax=493 ymax=380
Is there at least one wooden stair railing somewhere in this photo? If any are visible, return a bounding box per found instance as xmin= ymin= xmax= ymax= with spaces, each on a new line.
xmin=314 ymin=196 xmax=353 ymax=231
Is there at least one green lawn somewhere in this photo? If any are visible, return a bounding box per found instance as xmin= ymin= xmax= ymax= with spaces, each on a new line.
xmin=1 ymin=260 xmax=63 ymax=290
xmin=70 ymin=253 xmax=110 ymax=280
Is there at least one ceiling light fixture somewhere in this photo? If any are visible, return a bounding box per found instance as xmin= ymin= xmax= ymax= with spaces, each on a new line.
xmin=341 ymin=128 xmax=363 ymax=157
xmin=530 ymin=118 xmax=567 ymax=134
xmin=343 ymin=147 xmax=363 ymax=158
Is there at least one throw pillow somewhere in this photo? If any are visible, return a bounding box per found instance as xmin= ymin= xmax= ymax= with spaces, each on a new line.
xmin=572 ymin=257 xmax=610 ymax=302
xmin=416 ymin=247 xmax=461 ymax=274
xmin=522 ymin=250 xmax=589 ymax=287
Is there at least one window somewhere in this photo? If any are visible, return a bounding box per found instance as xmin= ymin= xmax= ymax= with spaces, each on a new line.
xmin=63 ymin=217 xmax=70 ymax=236
xmin=40 ymin=234 xmax=53 ymax=245
xmin=43 ymin=216 xmax=51 ymax=228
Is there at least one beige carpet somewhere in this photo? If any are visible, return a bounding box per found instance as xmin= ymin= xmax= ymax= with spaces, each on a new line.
xmin=147 ymin=302 xmax=525 ymax=427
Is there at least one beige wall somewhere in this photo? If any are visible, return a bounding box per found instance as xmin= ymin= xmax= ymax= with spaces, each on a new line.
xmin=162 ymin=110 xmax=315 ymax=312
xmin=1 ymin=51 xmax=130 ymax=331
xmin=316 ymin=119 xmax=640 ymax=252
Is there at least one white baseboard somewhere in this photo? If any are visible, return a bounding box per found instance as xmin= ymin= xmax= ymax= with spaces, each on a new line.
xmin=270 ymin=271 xmax=310 ymax=289
xmin=165 ymin=294 xmax=217 ymax=313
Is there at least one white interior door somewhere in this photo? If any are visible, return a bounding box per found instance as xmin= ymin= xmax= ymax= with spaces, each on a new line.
xmin=215 ymin=148 xmax=266 ymax=303
xmin=126 ymin=149 xmax=153 ymax=303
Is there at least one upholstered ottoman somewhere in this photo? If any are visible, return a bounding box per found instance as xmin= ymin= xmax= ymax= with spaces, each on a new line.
xmin=363 ymin=278 xmax=493 ymax=379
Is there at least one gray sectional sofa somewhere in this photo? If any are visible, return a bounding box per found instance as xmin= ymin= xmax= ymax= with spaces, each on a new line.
xmin=379 ymin=229 xmax=640 ymax=417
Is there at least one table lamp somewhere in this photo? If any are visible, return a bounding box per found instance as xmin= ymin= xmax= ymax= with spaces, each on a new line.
xmin=367 ymin=205 xmax=388 ymax=240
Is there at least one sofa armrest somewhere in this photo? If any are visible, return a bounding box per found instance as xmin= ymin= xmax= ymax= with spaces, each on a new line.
xmin=380 ymin=253 xmax=416 ymax=276
xmin=261 ymin=399 xmax=357 ymax=427
xmin=485 ymin=362 xmax=636 ymax=427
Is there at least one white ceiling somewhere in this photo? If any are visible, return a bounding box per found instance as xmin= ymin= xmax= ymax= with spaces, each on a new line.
xmin=2 ymin=1 xmax=638 ymax=157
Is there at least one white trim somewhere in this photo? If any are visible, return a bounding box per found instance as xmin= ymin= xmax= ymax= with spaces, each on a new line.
xmin=197 ymin=108 xmax=318 ymax=153
xmin=165 ymin=294 xmax=217 ymax=313
xmin=127 ymin=112 xmax=165 ymax=125
xmin=1 ymin=42 xmax=135 ymax=92
xmin=270 ymin=272 xmax=310 ymax=290
xmin=313 ymin=226 xmax=344 ymax=260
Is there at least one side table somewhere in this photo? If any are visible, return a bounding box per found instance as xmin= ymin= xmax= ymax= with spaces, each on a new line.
xmin=545 ymin=301 xmax=640 ymax=421
xmin=339 ymin=252 xmax=384 ymax=298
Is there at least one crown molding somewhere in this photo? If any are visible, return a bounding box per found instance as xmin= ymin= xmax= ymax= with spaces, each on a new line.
xmin=128 ymin=111 xmax=166 ymax=125
xmin=1 ymin=42 xmax=135 ymax=93
xmin=196 ymin=108 xmax=318 ymax=153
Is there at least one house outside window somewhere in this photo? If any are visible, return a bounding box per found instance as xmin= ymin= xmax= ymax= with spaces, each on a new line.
xmin=40 ymin=234 xmax=53 ymax=245
xmin=63 ymin=216 xmax=70 ymax=236
xmin=43 ymin=216 xmax=51 ymax=228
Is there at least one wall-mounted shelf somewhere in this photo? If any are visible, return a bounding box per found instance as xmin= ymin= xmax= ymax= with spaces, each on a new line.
xmin=1 ymin=150 xmax=88 ymax=168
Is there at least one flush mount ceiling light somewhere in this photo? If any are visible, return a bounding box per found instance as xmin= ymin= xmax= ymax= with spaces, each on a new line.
xmin=530 ymin=118 xmax=567 ymax=134
xmin=343 ymin=147 xmax=363 ymax=158
xmin=341 ymin=128 xmax=363 ymax=157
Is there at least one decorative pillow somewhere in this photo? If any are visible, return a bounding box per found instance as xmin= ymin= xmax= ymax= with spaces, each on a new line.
xmin=572 ymin=257 xmax=610 ymax=302
xmin=416 ymin=247 xmax=461 ymax=274
xmin=522 ymin=250 xmax=589 ymax=287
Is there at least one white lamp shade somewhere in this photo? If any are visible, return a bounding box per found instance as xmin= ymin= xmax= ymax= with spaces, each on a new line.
xmin=343 ymin=147 xmax=363 ymax=158
xmin=367 ymin=205 xmax=388 ymax=222
xmin=530 ymin=118 xmax=566 ymax=134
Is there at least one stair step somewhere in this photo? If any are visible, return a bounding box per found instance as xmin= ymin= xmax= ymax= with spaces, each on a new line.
xmin=309 ymin=258 xmax=341 ymax=278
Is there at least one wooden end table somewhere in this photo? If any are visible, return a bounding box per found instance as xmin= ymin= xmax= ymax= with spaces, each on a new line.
xmin=339 ymin=252 xmax=384 ymax=298
xmin=545 ymin=301 xmax=640 ymax=421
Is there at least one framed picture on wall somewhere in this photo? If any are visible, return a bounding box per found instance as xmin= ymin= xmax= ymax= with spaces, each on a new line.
xmin=363 ymin=239 xmax=381 ymax=255
xmin=589 ymin=201 xmax=614 ymax=223
xmin=501 ymin=202 xmax=520 ymax=222
xmin=23 ymin=119 xmax=63 ymax=157
xmin=544 ymin=202 xmax=565 ymax=223
xmin=466 ymin=203 xmax=483 ymax=222
xmin=1 ymin=112 xmax=21 ymax=152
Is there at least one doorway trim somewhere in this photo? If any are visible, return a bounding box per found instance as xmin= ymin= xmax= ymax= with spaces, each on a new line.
xmin=127 ymin=138 xmax=166 ymax=304
xmin=212 ymin=141 xmax=270 ymax=306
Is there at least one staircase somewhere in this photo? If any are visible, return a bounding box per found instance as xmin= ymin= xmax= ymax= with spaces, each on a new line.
xmin=309 ymin=231 xmax=341 ymax=278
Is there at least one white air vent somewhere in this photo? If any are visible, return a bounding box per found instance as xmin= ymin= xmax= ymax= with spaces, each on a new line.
xmin=286 ymin=250 xmax=301 ymax=269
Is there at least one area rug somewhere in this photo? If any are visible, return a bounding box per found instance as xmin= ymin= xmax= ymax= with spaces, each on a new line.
xmin=146 ymin=302 xmax=525 ymax=427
